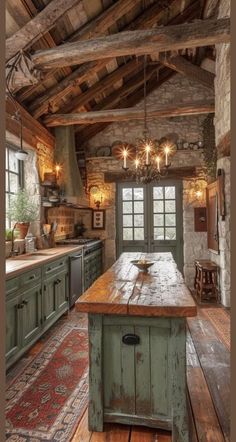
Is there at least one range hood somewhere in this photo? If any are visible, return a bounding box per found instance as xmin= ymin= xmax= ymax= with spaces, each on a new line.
xmin=54 ymin=126 xmax=88 ymax=206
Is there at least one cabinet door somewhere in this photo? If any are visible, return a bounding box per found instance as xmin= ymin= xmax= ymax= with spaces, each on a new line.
xmin=6 ymin=294 xmax=22 ymax=362
xmin=43 ymin=275 xmax=57 ymax=326
xmin=103 ymin=320 xmax=171 ymax=419
xmin=56 ymin=271 xmax=69 ymax=314
xmin=21 ymin=284 xmax=42 ymax=348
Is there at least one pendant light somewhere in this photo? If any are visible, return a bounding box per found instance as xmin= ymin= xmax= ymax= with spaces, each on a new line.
xmin=14 ymin=111 xmax=28 ymax=161
xmin=121 ymin=55 xmax=175 ymax=183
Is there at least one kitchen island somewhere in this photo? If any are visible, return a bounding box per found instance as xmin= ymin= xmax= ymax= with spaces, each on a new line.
xmin=76 ymin=252 xmax=197 ymax=441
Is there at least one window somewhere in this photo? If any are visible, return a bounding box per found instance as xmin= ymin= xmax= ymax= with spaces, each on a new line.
xmin=5 ymin=145 xmax=23 ymax=228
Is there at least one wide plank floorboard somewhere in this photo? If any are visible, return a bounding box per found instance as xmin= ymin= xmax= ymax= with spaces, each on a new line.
xmin=187 ymin=308 xmax=230 ymax=441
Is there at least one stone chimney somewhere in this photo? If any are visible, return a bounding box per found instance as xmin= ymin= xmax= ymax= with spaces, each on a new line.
xmin=54 ymin=126 xmax=88 ymax=206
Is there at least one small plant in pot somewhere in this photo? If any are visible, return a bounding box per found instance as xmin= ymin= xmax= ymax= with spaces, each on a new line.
xmin=7 ymin=188 xmax=39 ymax=239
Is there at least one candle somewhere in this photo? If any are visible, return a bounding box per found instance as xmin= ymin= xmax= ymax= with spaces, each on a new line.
xmin=145 ymin=143 xmax=150 ymax=165
xmin=123 ymin=149 xmax=128 ymax=169
xmin=156 ymin=156 xmax=160 ymax=172
xmin=55 ymin=164 xmax=61 ymax=178
xmin=164 ymin=146 xmax=169 ymax=166
xmin=135 ymin=158 xmax=139 ymax=169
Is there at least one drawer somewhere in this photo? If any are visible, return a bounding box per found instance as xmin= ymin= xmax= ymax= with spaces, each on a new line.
xmin=43 ymin=256 xmax=67 ymax=277
xmin=20 ymin=268 xmax=41 ymax=288
xmin=6 ymin=277 xmax=20 ymax=296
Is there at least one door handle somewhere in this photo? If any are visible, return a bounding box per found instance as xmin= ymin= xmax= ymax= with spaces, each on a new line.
xmin=122 ymin=334 xmax=140 ymax=345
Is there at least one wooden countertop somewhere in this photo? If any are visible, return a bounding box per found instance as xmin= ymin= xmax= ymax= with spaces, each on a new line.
xmin=6 ymin=245 xmax=84 ymax=279
xmin=76 ymin=252 xmax=197 ymax=317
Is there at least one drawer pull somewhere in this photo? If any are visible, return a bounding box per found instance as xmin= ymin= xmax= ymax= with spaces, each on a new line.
xmin=29 ymin=275 xmax=35 ymax=280
xmin=22 ymin=300 xmax=28 ymax=305
xmin=122 ymin=334 xmax=140 ymax=346
xmin=17 ymin=303 xmax=24 ymax=309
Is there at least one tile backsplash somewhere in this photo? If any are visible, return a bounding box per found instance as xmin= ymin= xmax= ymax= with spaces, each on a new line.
xmin=47 ymin=207 xmax=75 ymax=239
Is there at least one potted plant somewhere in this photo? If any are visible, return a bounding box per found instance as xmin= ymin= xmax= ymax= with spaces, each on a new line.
xmin=7 ymin=188 xmax=39 ymax=239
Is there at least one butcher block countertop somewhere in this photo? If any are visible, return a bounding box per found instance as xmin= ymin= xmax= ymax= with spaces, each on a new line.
xmin=6 ymin=245 xmax=84 ymax=279
xmin=76 ymin=252 xmax=197 ymax=317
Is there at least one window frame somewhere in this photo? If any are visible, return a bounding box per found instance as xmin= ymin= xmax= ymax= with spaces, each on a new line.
xmin=5 ymin=143 xmax=24 ymax=228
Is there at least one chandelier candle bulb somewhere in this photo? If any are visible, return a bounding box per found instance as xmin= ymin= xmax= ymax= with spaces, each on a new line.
xmin=145 ymin=144 xmax=151 ymax=165
xmin=123 ymin=149 xmax=128 ymax=169
xmin=156 ymin=156 xmax=160 ymax=172
xmin=165 ymin=146 xmax=169 ymax=166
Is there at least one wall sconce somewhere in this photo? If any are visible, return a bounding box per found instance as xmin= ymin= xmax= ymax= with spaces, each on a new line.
xmin=94 ymin=194 xmax=103 ymax=209
xmin=89 ymin=185 xmax=103 ymax=208
xmin=55 ymin=163 xmax=62 ymax=179
xmin=185 ymin=179 xmax=207 ymax=206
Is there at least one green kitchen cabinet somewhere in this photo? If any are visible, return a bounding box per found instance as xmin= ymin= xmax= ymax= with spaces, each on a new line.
xmin=42 ymin=268 xmax=69 ymax=330
xmin=6 ymin=281 xmax=42 ymax=368
xmin=84 ymin=248 xmax=103 ymax=291
xmin=6 ymin=292 xmax=22 ymax=363
xmin=6 ymin=256 xmax=69 ymax=369
xmin=56 ymin=271 xmax=69 ymax=313
xmin=21 ymin=283 xmax=42 ymax=348
xmin=42 ymin=274 xmax=58 ymax=327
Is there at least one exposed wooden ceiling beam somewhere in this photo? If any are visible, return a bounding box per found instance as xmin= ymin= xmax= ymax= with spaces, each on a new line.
xmin=75 ymin=68 xmax=175 ymax=145
xmin=6 ymin=0 xmax=81 ymax=62
xmin=31 ymin=18 xmax=230 ymax=70
xmin=15 ymin=0 xmax=142 ymax=104
xmin=53 ymin=58 xmax=148 ymax=114
xmin=29 ymin=59 xmax=113 ymax=119
xmin=44 ymin=101 xmax=214 ymax=126
xmin=67 ymin=0 xmax=139 ymax=42
xmin=27 ymin=0 xmax=179 ymax=118
xmin=159 ymin=53 xmax=215 ymax=88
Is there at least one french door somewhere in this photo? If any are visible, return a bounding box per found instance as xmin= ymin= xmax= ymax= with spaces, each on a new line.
xmin=116 ymin=181 xmax=183 ymax=271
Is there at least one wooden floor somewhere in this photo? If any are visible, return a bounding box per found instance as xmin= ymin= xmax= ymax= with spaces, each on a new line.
xmin=7 ymin=299 xmax=230 ymax=442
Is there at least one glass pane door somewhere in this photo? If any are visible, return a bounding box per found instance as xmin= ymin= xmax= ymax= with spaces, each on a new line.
xmin=117 ymin=184 xmax=148 ymax=254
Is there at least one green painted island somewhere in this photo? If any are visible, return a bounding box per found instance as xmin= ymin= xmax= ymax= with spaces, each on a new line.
xmin=76 ymin=252 xmax=197 ymax=441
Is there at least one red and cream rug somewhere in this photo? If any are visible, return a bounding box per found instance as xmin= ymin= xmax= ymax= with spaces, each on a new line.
xmin=6 ymin=322 xmax=89 ymax=441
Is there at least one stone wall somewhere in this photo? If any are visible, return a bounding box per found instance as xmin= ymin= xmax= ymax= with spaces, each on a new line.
xmin=210 ymin=0 xmax=230 ymax=306
xmin=86 ymin=74 xmax=213 ymax=152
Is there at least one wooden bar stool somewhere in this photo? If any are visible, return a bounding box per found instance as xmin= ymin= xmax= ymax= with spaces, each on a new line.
xmin=195 ymin=260 xmax=219 ymax=302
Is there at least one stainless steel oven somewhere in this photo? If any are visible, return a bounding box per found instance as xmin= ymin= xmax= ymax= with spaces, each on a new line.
xmin=69 ymin=249 xmax=83 ymax=307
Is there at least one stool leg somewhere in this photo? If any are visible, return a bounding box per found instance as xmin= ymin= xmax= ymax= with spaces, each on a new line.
xmin=198 ymin=269 xmax=203 ymax=302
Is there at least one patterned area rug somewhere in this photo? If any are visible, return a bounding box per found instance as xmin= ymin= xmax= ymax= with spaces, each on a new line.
xmin=6 ymin=323 xmax=89 ymax=441
xmin=202 ymin=308 xmax=230 ymax=350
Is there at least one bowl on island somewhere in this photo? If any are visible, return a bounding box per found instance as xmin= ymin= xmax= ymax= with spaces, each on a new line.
xmin=131 ymin=259 xmax=155 ymax=272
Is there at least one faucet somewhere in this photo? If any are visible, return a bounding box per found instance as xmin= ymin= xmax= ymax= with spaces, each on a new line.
xmin=10 ymin=223 xmax=20 ymax=257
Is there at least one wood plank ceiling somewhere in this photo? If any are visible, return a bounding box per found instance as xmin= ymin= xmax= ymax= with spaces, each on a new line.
xmin=5 ymin=0 xmax=220 ymax=152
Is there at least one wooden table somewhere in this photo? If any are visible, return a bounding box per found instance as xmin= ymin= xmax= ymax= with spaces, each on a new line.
xmin=76 ymin=252 xmax=197 ymax=441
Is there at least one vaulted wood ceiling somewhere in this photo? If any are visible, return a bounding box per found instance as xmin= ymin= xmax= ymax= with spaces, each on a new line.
xmin=5 ymin=0 xmax=226 ymax=152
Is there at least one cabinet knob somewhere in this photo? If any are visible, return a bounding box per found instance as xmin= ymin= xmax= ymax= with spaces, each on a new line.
xmin=22 ymin=300 xmax=28 ymax=305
